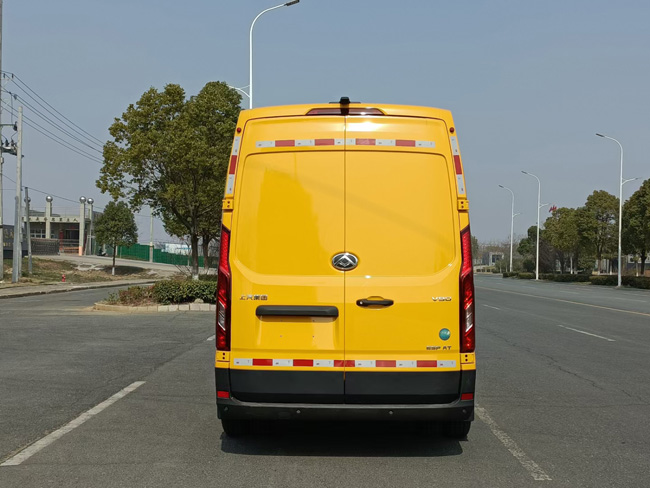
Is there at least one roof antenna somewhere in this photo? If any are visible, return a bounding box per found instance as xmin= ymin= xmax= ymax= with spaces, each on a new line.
xmin=339 ymin=96 xmax=350 ymax=105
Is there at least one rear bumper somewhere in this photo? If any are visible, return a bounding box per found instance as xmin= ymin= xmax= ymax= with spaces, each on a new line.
xmin=216 ymin=367 xmax=475 ymax=422
xmin=217 ymin=396 xmax=474 ymax=421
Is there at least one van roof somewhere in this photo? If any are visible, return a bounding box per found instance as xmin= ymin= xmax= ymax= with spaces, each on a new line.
xmin=237 ymin=103 xmax=453 ymax=123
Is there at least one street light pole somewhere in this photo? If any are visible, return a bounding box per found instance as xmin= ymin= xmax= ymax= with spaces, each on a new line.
xmin=522 ymin=171 xmax=542 ymax=280
xmin=249 ymin=1 xmax=300 ymax=109
xmin=595 ymin=133 xmax=625 ymax=288
xmin=498 ymin=185 xmax=518 ymax=273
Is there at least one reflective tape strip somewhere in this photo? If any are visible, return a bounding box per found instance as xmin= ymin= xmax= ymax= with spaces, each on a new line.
xmin=228 ymin=155 xmax=238 ymax=174
xmin=255 ymin=139 xmax=435 ymax=148
xmin=456 ymin=175 xmax=466 ymax=195
xmin=233 ymin=358 xmax=253 ymax=366
xmin=450 ymin=136 xmax=459 ymax=155
xmin=355 ymin=360 xmax=376 ymax=368
xmin=225 ymin=175 xmax=235 ymax=195
xmin=232 ymin=358 xmax=457 ymax=368
xmin=231 ymin=136 xmax=241 ymax=156
xmin=273 ymin=359 xmax=293 ymax=367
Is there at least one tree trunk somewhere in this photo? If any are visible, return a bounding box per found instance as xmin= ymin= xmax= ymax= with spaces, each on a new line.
xmin=641 ymin=251 xmax=648 ymax=276
xmin=112 ymin=245 xmax=117 ymax=276
xmin=202 ymin=235 xmax=211 ymax=272
xmin=190 ymin=233 xmax=199 ymax=280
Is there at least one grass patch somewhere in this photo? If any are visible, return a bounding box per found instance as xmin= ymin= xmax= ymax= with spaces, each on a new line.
xmin=1 ymin=257 xmax=154 ymax=286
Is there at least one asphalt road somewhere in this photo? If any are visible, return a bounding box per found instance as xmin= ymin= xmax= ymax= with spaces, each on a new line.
xmin=1 ymin=277 xmax=649 ymax=487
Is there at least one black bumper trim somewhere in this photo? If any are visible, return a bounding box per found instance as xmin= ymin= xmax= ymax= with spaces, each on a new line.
xmin=217 ymin=396 xmax=474 ymax=422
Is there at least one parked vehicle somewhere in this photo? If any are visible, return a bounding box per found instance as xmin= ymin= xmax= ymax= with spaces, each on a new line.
xmin=215 ymin=98 xmax=476 ymax=438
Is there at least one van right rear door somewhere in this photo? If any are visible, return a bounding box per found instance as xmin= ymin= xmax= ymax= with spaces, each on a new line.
xmin=343 ymin=116 xmax=462 ymax=404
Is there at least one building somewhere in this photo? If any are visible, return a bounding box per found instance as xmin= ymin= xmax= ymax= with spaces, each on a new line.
xmin=23 ymin=196 xmax=101 ymax=255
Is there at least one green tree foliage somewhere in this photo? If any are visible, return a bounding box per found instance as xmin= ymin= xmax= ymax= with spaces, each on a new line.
xmin=516 ymin=225 xmax=554 ymax=273
xmin=97 ymin=82 xmax=241 ymax=279
xmin=622 ymin=179 xmax=650 ymax=274
xmin=94 ymin=201 xmax=138 ymax=275
xmin=544 ymin=207 xmax=581 ymax=273
xmin=578 ymin=190 xmax=618 ymax=273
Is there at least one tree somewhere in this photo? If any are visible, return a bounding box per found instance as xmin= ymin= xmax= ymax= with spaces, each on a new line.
xmin=578 ymin=190 xmax=618 ymax=274
xmin=97 ymin=82 xmax=241 ymax=279
xmin=544 ymin=207 xmax=581 ymax=273
xmin=622 ymin=179 xmax=650 ymax=275
xmin=517 ymin=225 xmax=554 ymax=273
xmin=94 ymin=201 xmax=138 ymax=275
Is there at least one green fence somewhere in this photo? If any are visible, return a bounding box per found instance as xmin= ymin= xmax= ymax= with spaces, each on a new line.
xmin=114 ymin=243 xmax=215 ymax=268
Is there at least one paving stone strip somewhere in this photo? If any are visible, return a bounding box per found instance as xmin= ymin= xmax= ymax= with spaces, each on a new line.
xmin=94 ymin=302 xmax=216 ymax=313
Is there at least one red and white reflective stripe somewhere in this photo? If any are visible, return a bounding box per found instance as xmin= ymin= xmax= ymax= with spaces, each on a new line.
xmin=225 ymin=136 xmax=241 ymax=195
xmin=255 ymin=139 xmax=435 ymax=148
xmin=233 ymin=358 xmax=457 ymax=368
xmin=450 ymin=136 xmax=466 ymax=195
xmin=256 ymin=139 xmax=344 ymax=148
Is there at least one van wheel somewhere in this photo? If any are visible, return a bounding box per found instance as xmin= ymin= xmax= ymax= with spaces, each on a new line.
xmin=443 ymin=420 xmax=471 ymax=439
xmin=221 ymin=419 xmax=250 ymax=437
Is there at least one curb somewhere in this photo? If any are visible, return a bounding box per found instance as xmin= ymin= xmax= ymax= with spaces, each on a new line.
xmin=0 ymin=280 xmax=157 ymax=300
xmin=94 ymin=302 xmax=216 ymax=313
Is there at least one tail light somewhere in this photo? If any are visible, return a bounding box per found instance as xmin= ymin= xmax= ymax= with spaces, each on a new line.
xmin=216 ymin=226 xmax=231 ymax=351
xmin=460 ymin=226 xmax=475 ymax=352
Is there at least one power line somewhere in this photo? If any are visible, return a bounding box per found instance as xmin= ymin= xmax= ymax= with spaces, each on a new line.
xmin=1 ymin=100 xmax=104 ymax=164
xmin=1 ymin=71 xmax=104 ymax=146
xmin=3 ymin=89 xmax=103 ymax=153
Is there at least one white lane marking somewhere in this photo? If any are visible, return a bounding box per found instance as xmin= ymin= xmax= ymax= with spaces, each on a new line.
xmin=476 ymin=286 xmax=650 ymax=317
xmin=1 ymin=381 xmax=145 ymax=466
xmin=475 ymin=403 xmax=552 ymax=481
xmin=206 ymin=335 xmax=216 ymax=341
xmin=482 ymin=304 xmax=501 ymax=310
xmin=556 ymin=324 xmax=615 ymax=342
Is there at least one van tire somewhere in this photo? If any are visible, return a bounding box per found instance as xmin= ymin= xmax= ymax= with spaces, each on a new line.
xmin=221 ymin=419 xmax=250 ymax=437
xmin=442 ymin=420 xmax=471 ymax=439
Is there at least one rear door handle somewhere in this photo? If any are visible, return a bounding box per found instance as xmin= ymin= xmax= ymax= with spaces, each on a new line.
xmin=356 ymin=298 xmax=394 ymax=307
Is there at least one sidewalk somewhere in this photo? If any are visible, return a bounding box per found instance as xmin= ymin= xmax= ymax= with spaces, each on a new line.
xmin=0 ymin=279 xmax=157 ymax=300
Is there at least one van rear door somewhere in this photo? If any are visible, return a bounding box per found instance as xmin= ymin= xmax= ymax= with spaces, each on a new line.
xmin=343 ymin=116 xmax=461 ymax=404
xmin=229 ymin=116 xmax=346 ymax=403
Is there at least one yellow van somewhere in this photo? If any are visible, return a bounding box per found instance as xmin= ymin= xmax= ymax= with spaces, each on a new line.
xmin=215 ymin=98 xmax=476 ymax=438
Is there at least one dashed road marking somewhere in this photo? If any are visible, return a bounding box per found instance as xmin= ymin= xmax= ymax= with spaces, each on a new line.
xmin=206 ymin=335 xmax=216 ymax=341
xmin=557 ymin=324 xmax=615 ymax=342
xmin=1 ymin=381 xmax=145 ymax=466
xmin=476 ymin=403 xmax=552 ymax=481
xmin=482 ymin=304 xmax=501 ymax=310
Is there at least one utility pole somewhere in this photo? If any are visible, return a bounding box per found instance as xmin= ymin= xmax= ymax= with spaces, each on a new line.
xmin=0 ymin=0 xmax=4 ymax=281
xmin=149 ymin=212 xmax=154 ymax=263
xmin=25 ymin=187 xmax=32 ymax=274
xmin=11 ymin=106 xmax=22 ymax=282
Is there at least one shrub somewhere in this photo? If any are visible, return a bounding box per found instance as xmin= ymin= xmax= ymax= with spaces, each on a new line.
xmin=517 ymin=273 xmax=535 ymax=279
xmin=622 ymin=276 xmax=650 ymax=289
xmin=553 ymin=274 xmax=591 ymax=283
xmin=539 ymin=273 xmax=554 ymax=280
xmin=106 ymin=285 xmax=154 ymax=305
xmin=198 ymin=274 xmax=219 ymax=282
xmin=152 ymin=279 xmax=217 ymax=304
xmin=589 ymin=275 xmax=617 ymax=286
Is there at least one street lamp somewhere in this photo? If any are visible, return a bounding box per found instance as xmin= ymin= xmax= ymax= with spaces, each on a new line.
xmin=521 ymin=171 xmax=543 ymax=280
xmin=79 ymin=196 xmax=86 ymax=256
xmin=595 ymin=133 xmax=631 ymax=288
xmin=498 ymin=185 xmax=520 ymax=273
xmin=86 ymin=198 xmax=94 ymax=256
xmin=248 ymin=1 xmax=301 ymax=109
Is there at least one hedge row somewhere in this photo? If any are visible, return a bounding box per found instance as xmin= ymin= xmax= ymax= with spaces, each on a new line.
xmin=151 ymin=279 xmax=218 ymax=304
xmin=502 ymin=272 xmax=650 ymax=289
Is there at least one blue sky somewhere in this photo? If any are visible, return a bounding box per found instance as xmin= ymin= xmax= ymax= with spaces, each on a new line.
xmin=2 ymin=0 xmax=649 ymax=243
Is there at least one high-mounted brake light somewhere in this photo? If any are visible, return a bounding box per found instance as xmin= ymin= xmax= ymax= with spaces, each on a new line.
xmin=460 ymin=226 xmax=475 ymax=353
xmin=216 ymin=226 xmax=231 ymax=351
xmin=306 ymin=107 xmax=385 ymax=116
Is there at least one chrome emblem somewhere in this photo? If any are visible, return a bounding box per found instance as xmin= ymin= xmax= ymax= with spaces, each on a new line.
xmin=332 ymin=252 xmax=358 ymax=271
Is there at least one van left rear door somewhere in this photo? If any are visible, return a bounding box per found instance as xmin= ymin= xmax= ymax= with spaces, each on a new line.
xmin=229 ymin=116 xmax=346 ymax=403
